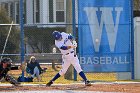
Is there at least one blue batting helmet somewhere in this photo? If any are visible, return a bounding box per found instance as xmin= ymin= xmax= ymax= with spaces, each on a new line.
xmin=52 ymin=31 xmax=62 ymax=40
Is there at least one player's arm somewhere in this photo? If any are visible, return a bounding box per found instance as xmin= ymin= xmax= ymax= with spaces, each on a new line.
xmin=68 ymin=34 xmax=74 ymax=40
xmin=60 ymin=45 xmax=75 ymax=50
xmin=61 ymin=32 xmax=74 ymax=40
xmin=68 ymin=34 xmax=77 ymax=47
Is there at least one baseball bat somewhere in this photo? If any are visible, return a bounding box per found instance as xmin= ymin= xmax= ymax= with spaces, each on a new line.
xmin=72 ymin=40 xmax=77 ymax=57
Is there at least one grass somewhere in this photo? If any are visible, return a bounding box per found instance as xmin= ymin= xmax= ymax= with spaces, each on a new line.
xmin=7 ymin=65 xmax=118 ymax=84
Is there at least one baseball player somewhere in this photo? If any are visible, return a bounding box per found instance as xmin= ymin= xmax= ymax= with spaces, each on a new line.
xmin=0 ymin=57 xmax=20 ymax=86
xmin=46 ymin=31 xmax=91 ymax=86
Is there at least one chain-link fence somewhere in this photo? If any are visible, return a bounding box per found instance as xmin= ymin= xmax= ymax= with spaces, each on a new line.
xmin=0 ymin=0 xmax=135 ymax=84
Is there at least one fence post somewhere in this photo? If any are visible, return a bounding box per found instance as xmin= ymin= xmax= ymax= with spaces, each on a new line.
xmin=72 ymin=0 xmax=77 ymax=81
xmin=131 ymin=0 xmax=135 ymax=80
xmin=20 ymin=0 xmax=25 ymax=81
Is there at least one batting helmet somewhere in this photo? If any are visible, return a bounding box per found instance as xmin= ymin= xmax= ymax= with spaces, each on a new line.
xmin=52 ymin=31 xmax=62 ymax=40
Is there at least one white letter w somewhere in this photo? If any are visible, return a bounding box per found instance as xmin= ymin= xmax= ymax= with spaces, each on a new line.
xmin=84 ymin=7 xmax=123 ymax=52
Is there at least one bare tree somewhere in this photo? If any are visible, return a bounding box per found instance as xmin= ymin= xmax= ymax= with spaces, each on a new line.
xmin=64 ymin=0 xmax=73 ymax=80
xmin=134 ymin=0 xmax=140 ymax=10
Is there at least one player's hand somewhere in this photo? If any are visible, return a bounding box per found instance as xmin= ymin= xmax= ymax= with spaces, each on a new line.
xmin=67 ymin=46 xmax=76 ymax=49
xmin=72 ymin=41 xmax=77 ymax=48
xmin=70 ymin=45 xmax=76 ymax=48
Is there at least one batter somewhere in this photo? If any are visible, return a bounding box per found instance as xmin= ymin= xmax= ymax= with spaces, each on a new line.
xmin=46 ymin=31 xmax=91 ymax=86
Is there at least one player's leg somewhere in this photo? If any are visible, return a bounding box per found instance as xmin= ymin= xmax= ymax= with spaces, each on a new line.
xmin=34 ymin=66 xmax=41 ymax=82
xmin=5 ymin=74 xmax=21 ymax=86
xmin=71 ymin=57 xmax=87 ymax=81
xmin=71 ymin=56 xmax=91 ymax=86
xmin=46 ymin=57 xmax=71 ymax=86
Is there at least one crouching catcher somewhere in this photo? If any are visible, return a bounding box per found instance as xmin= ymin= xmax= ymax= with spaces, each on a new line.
xmin=0 ymin=57 xmax=20 ymax=86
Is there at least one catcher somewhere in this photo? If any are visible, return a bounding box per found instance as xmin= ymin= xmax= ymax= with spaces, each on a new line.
xmin=0 ymin=57 xmax=20 ymax=86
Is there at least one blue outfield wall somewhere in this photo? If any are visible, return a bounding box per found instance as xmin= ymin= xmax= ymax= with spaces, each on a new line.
xmin=78 ymin=0 xmax=133 ymax=72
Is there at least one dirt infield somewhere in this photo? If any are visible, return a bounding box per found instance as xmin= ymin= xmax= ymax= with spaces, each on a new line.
xmin=3 ymin=68 xmax=140 ymax=93
xmin=0 ymin=83 xmax=140 ymax=93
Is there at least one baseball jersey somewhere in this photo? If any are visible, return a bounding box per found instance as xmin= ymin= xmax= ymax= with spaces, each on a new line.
xmin=55 ymin=32 xmax=74 ymax=55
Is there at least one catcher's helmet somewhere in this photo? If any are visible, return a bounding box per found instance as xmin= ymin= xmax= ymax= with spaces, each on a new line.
xmin=52 ymin=31 xmax=62 ymax=40
xmin=1 ymin=57 xmax=12 ymax=70
xmin=1 ymin=57 xmax=12 ymax=63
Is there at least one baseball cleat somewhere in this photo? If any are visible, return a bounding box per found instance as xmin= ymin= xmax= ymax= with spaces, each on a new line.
xmin=85 ymin=80 xmax=91 ymax=86
xmin=46 ymin=81 xmax=53 ymax=87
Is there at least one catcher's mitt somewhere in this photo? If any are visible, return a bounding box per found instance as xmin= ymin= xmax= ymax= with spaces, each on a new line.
xmin=5 ymin=75 xmax=21 ymax=86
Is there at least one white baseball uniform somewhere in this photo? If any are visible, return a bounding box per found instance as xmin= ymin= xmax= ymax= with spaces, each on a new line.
xmin=55 ymin=32 xmax=82 ymax=76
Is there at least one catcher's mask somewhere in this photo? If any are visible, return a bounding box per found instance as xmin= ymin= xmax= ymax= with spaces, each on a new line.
xmin=1 ymin=57 xmax=12 ymax=70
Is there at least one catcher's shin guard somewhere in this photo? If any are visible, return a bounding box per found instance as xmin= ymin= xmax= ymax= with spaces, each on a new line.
xmin=5 ymin=75 xmax=21 ymax=86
